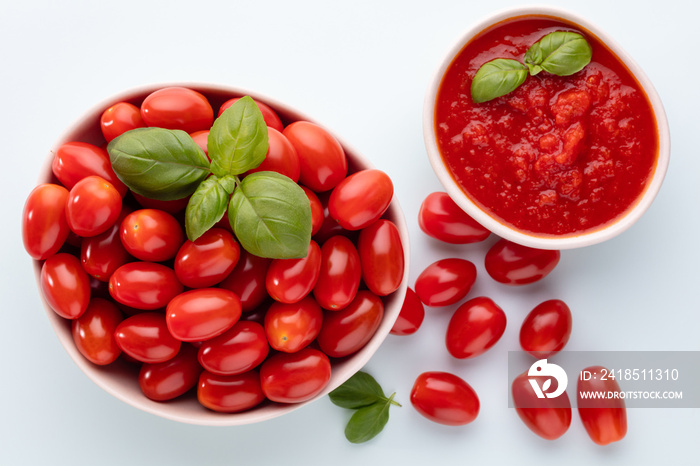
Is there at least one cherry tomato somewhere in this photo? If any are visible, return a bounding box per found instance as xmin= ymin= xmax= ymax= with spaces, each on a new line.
xmin=577 ymin=365 xmax=627 ymax=445
xmin=312 ymin=191 xmax=355 ymax=244
xmin=265 ymin=241 xmax=321 ymax=304
xmin=485 ymin=239 xmax=560 ymax=285
xmin=71 ymin=298 xmax=123 ymax=365
xmin=328 ymin=169 xmax=394 ymax=230
xmin=511 ymin=371 xmax=572 ymax=440
xmin=313 ymin=236 xmax=361 ymax=311
xmin=120 ymin=209 xmax=184 ymax=262
xmin=174 ymin=228 xmax=240 ymax=288
xmin=264 ymin=297 xmax=323 ymax=353
xmin=108 ymin=262 xmax=183 ymax=310
xmin=22 ymin=184 xmax=70 ymax=260
xmin=357 ymin=219 xmax=405 ymax=296
xmin=418 ymin=192 xmax=490 ymax=244
xmin=51 ymin=141 xmax=127 ymax=196
xmin=259 ymin=347 xmax=331 ymax=403
xmin=166 ymin=288 xmax=242 ymax=342
xmin=414 ymin=258 xmax=477 ymax=307
xmin=198 ymin=321 xmax=269 ymax=375
xmin=390 ymin=287 xmax=425 ymax=336
xmin=446 ymin=296 xmax=507 ymax=359
xmin=41 ymin=253 xmax=91 ymax=319
xmin=301 ymin=186 xmax=324 ymax=236
xmin=80 ymin=208 xmax=133 ymax=281
xmin=218 ymin=97 xmax=284 ymax=132
xmin=247 ymin=127 xmax=300 ymax=182
xmin=316 ymin=290 xmax=384 ymax=358
xmin=139 ymin=344 xmax=202 ymax=401
xmin=197 ymin=370 xmax=265 ymax=413
xmin=189 ymin=130 xmax=209 ymax=157
xmin=283 ymin=121 xmax=347 ymax=192
xmin=131 ymin=192 xmax=190 ymax=214
xmin=520 ymin=299 xmax=572 ymax=358
xmin=219 ymin=250 xmax=271 ymax=312
xmin=66 ymin=176 xmax=122 ymax=237
xmin=114 ymin=312 xmax=181 ymax=363
xmin=140 ymin=87 xmax=214 ymax=133
xmin=100 ymin=102 xmax=146 ymax=142
xmin=410 ymin=371 xmax=480 ymax=426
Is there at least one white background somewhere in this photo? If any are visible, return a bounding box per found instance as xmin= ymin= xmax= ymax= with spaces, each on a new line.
xmin=2 ymin=0 xmax=699 ymax=465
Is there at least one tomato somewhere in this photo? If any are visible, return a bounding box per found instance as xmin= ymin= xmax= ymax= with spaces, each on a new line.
xmin=264 ymin=297 xmax=323 ymax=353
xmin=100 ymin=102 xmax=146 ymax=142
xmin=485 ymin=239 xmax=560 ymax=285
xmin=197 ymin=370 xmax=265 ymax=413
xmin=316 ymin=290 xmax=384 ymax=358
xmin=174 ymin=228 xmax=240 ymax=288
xmin=265 ymin=240 xmax=321 ymax=304
xmin=139 ymin=344 xmax=202 ymax=401
xmin=71 ymin=298 xmax=123 ymax=365
xmin=301 ymin=186 xmax=324 ymax=236
xmin=418 ymin=192 xmax=490 ymax=244
xmin=312 ymin=191 xmax=355 ymax=244
xmin=198 ymin=321 xmax=269 ymax=375
xmin=80 ymin=208 xmax=132 ymax=281
xmin=390 ymin=287 xmax=425 ymax=336
xmin=114 ymin=312 xmax=181 ymax=363
xmin=259 ymin=347 xmax=331 ymax=403
xmin=357 ymin=219 xmax=405 ymax=296
xmin=218 ymin=97 xmax=284 ymax=132
xmin=108 ymin=262 xmax=183 ymax=310
xmin=51 ymin=141 xmax=127 ymax=196
xmin=140 ymin=87 xmax=214 ymax=133
xmin=328 ymin=169 xmax=394 ymax=230
xmin=189 ymin=130 xmax=209 ymax=157
xmin=247 ymin=127 xmax=300 ymax=182
xmin=446 ymin=296 xmax=507 ymax=359
xmin=283 ymin=121 xmax=347 ymax=192
xmin=131 ymin=192 xmax=190 ymax=214
xmin=166 ymin=288 xmax=242 ymax=342
xmin=65 ymin=176 xmax=122 ymax=237
xmin=22 ymin=184 xmax=70 ymax=260
xmin=313 ymin=236 xmax=361 ymax=310
xmin=577 ymin=366 xmax=627 ymax=445
xmin=511 ymin=371 xmax=572 ymax=440
xmin=41 ymin=253 xmax=91 ymax=319
xmin=410 ymin=371 xmax=480 ymax=426
xmin=414 ymin=258 xmax=477 ymax=307
xmin=218 ymin=250 xmax=271 ymax=312
xmin=520 ymin=299 xmax=572 ymax=358
xmin=120 ymin=209 xmax=184 ymax=262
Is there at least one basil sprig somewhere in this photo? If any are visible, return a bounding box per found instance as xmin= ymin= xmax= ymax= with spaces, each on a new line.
xmin=471 ymin=59 xmax=528 ymax=103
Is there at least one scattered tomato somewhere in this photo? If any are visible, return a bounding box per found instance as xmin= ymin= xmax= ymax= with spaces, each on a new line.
xmin=446 ymin=296 xmax=507 ymax=359
xmin=410 ymin=371 xmax=480 ymax=426
xmin=414 ymin=258 xmax=476 ymax=307
xmin=418 ymin=192 xmax=490 ymax=244
xmin=577 ymin=366 xmax=628 ymax=445
xmin=520 ymin=299 xmax=572 ymax=358
xmin=512 ymin=371 xmax=572 ymax=440
xmin=485 ymin=239 xmax=560 ymax=285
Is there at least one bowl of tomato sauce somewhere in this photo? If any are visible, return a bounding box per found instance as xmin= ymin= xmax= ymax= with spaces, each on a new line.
xmin=424 ymin=6 xmax=670 ymax=249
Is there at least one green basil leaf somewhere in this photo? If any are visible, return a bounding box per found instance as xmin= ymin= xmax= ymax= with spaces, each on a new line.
xmin=471 ymin=58 xmax=528 ymax=103
xmin=344 ymin=396 xmax=395 ymax=444
xmin=218 ymin=174 xmax=238 ymax=194
xmin=184 ymin=176 xmax=230 ymax=242
xmin=108 ymin=127 xmax=210 ymax=201
xmin=208 ymin=96 xmax=269 ymax=177
xmin=526 ymin=31 xmax=592 ymax=76
xmin=228 ymin=171 xmax=311 ymax=259
xmin=329 ymin=371 xmax=387 ymax=409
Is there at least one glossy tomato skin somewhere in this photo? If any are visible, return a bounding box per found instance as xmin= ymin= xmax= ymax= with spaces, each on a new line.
xmin=410 ymin=371 xmax=480 ymax=426
xmin=41 ymin=253 xmax=91 ymax=319
xmin=120 ymin=209 xmax=184 ymax=262
xmin=139 ymin=344 xmax=202 ymax=401
xmin=512 ymin=371 xmax=572 ymax=440
xmin=485 ymin=239 xmax=560 ymax=285
xmin=328 ymin=169 xmax=394 ymax=230
xmin=301 ymin=186 xmax=324 ymax=236
xmin=80 ymin=208 xmax=133 ymax=281
xmin=283 ymin=121 xmax=347 ymax=192
xmin=259 ymin=347 xmax=331 ymax=403
xmin=198 ymin=370 xmax=265 ymax=413
xmin=114 ymin=312 xmax=181 ymax=363
xmin=189 ymin=130 xmax=209 ymax=157
xmin=446 ymin=296 xmax=507 ymax=359
xmin=66 ymin=176 xmax=122 ymax=237
xmin=219 ymin=250 xmax=271 ymax=312
xmin=357 ymin=219 xmax=405 ymax=296
xmin=140 ymin=87 xmax=214 ymax=133
xmin=174 ymin=228 xmax=240 ymax=288
xmin=520 ymin=299 xmax=572 ymax=358
xmin=108 ymin=262 xmax=183 ymax=310
xmin=71 ymin=298 xmax=123 ymax=365
xmin=198 ymin=321 xmax=269 ymax=375
xmin=312 ymin=191 xmax=355 ymax=244
xmin=313 ymin=236 xmax=361 ymax=311
xmin=414 ymin=258 xmax=477 ymax=307
xmin=418 ymin=192 xmax=490 ymax=244
xmin=390 ymin=287 xmax=425 ymax=336
xmin=51 ymin=141 xmax=127 ymax=196
xmin=577 ymin=366 xmax=627 ymax=445
xmin=131 ymin=192 xmax=190 ymax=214
xmin=265 ymin=240 xmax=321 ymax=304
xmin=100 ymin=102 xmax=146 ymax=142
xmin=218 ymin=97 xmax=284 ymax=132
xmin=264 ymin=297 xmax=323 ymax=353
xmin=22 ymin=184 xmax=70 ymax=260
xmin=247 ymin=127 xmax=300 ymax=182
xmin=166 ymin=288 xmax=242 ymax=342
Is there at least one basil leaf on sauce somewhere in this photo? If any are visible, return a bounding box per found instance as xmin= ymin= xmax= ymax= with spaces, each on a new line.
xmin=525 ymin=31 xmax=592 ymax=76
xmin=470 ymin=58 xmax=528 ymax=103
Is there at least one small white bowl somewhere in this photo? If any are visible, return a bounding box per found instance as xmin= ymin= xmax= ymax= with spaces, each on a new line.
xmin=423 ymin=6 xmax=670 ymax=250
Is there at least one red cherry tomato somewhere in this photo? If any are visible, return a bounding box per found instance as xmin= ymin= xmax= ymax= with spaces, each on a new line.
xmin=418 ymin=192 xmax=490 ymax=244
xmin=51 ymin=141 xmax=127 ymax=196
xmin=131 ymin=192 xmax=190 ymax=214
xmin=264 ymin=297 xmax=323 ymax=353
xmin=446 ymin=297 xmax=507 ymax=359
xmin=189 ymin=130 xmax=209 ymax=157
xmin=100 ymin=102 xmax=146 ymax=142
xmin=198 ymin=321 xmax=269 ymax=375
xmin=316 ymin=290 xmax=384 ymax=358
xmin=283 ymin=121 xmax=347 ymax=192
xmin=312 ymin=191 xmax=355 ymax=244
xmin=265 ymin=241 xmax=321 ymax=304
xmin=328 ymin=169 xmax=394 ymax=230
xmin=218 ymin=250 xmax=271 ymax=312
xmin=414 ymin=258 xmax=477 ymax=307
xmin=166 ymin=288 xmax=242 ymax=342
xmin=197 ymin=370 xmax=265 ymax=413
xmin=80 ymin=208 xmax=132 ymax=281
xmin=71 ymin=298 xmax=123 ymax=365
xmin=140 ymin=87 xmax=214 ymax=133
xmin=247 ymin=127 xmax=300 ymax=182
xmin=357 ymin=219 xmax=405 ymax=296
xmin=410 ymin=371 xmax=480 ymax=426
xmin=108 ymin=262 xmax=183 ymax=310
xmin=120 ymin=209 xmax=184 ymax=262
xmin=65 ymin=176 xmax=122 ymax=237
xmin=218 ymin=97 xmax=284 ymax=132
xmin=512 ymin=371 xmax=572 ymax=440
xmin=485 ymin=239 xmax=560 ymax=285
xmin=313 ymin=236 xmax=361 ymax=311
xmin=520 ymin=299 xmax=572 ymax=358
xmin=114 ymin=312 xmax=181 ymax=363
xmin=139 ymin=344 xmax=202 ymax=401
xmin=301 ymin=186 xmax=324 ymax=236
xmin=41 ymin=253 xmax=91 ymax=319
xmin=577 ymin=366 xmax=628 ymax=445
xmin=259 ymin=347 xmax=331 ymax=403
xmin=22 ymin=184 xmax=70 ymax=260
xmin=174 ymin=228 xmax=240 ymax=288
xmin=390 ymin=287 xmax=425 ymax=336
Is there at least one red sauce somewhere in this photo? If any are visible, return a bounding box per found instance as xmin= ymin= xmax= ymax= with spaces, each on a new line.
xmin=435 ymin=16 xmax=658 ymax=236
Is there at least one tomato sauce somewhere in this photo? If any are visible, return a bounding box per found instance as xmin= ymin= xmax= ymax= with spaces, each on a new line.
xmin=435 ymin=16 xmax=658 ymax=236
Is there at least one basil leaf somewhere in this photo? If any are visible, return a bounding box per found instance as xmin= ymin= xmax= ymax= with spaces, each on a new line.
xmin=344 ymin=396 xmax=395 ymax=444
xmin=218 ymin=174 xmax=238 ymax=194
xmin=471 ymin=58 xmax=528 ymax=103
xmin=329 ymin=371 xmax=387 ymax=409
xmin=184 ymin=176 xmax=230 ymax=242
xmin=228 ymin=171 xmax=311 ymax=259
xmin=526 ymin=31 xmax=592 ymax=76
xmin=208 ymin=96 xmax=269 ymax=177
xmin=108 ymin=127 xmax=210 ymax=201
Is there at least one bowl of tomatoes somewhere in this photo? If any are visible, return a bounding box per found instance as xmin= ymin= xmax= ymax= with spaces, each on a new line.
xmin=23 ymin=83 xmax=409 ymax=425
